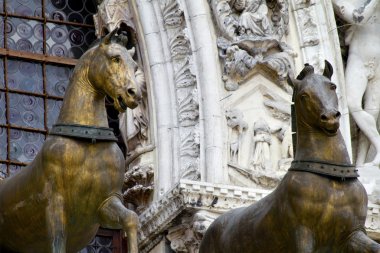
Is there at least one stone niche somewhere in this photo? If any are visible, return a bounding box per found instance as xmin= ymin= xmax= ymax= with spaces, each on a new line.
xmin=223 ymin=67 xmax=292 ymax=189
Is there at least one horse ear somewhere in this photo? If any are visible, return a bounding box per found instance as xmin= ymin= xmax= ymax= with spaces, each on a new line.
xmin=323 ymin=60 xmax=333 ymax=80
xmin=297 ymin=63 xmax=314 ymax=80
xmin=101 ymin=28 xmax=119 ymax=46
xmin=287 ymin=75 xmax=300 ymax=89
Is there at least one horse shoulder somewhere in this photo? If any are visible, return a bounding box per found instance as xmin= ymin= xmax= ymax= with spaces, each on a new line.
xmin=38 ymin=136 xmax=87 ymax=176
xmin=275 ymin=172 xmax=331 ymax=221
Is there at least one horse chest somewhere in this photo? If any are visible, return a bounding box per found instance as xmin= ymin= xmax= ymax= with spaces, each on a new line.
xmin=282 ymin=173 xmax=367 ymax=227
xmin=42 ymin=139 xmax=124 ymax=200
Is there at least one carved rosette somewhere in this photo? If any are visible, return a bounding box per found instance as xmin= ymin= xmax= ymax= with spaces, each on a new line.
xmin=210 ymin=0 xmax=295 ymax=91
xmin=160 ymin=0 xmax=200 ymax=181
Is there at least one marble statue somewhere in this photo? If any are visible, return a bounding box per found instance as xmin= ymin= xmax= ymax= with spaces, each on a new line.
xmin=332 ymin=0 xmax=380 ymax=167
xmin=250 ymin=119 xmax=272 ymax=171
xmin=226 ymin=109 xmax=248 ymax=164
xmin=237 ymin=0 xmax=273 ymax=36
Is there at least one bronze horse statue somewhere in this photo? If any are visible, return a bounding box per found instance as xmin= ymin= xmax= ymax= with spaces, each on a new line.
xmin=199 ymin=61 xmax=380 ymax=253
xmin=0 ymin=29 xmax=141 ymax=253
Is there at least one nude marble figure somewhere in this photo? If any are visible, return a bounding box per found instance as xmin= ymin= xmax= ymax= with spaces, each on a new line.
xmin=332 ymin=0 xmax=380 ymax=167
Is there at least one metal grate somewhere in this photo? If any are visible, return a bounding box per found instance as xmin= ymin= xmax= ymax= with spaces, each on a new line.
xmin=0 ymin=0 xmax=97 ymax=177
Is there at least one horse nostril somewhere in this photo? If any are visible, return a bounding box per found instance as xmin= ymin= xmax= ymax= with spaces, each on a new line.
xmin=321 ymin=114 xmax=328 ymax=121
xmin=335 ymin=111 xmax=341 ymax=118
xmin=127 ymin=88 xmax=136 ymax=97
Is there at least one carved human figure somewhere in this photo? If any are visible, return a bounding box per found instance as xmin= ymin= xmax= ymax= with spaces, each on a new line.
xmin=332 ymin=0 xmax=380 ymax=167
xmin=226 ymin=109 xmax=248 ymax=164
xmin=237 ymin=0 xmax=273 ymax=36
xmin=250 ymin=119 xmax=272 ymax=171
xmin=272 ymin=124 xmax=293 ymax=170
xmin=120 ymin=67 xmax=149 ymax=154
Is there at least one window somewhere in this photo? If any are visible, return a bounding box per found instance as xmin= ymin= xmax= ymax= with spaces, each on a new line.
xmin=0 ymin=0 xmax=97 ymax=177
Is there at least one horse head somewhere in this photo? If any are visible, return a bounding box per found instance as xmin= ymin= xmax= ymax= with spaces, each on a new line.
xmin=88 ymin=29 xmax=142 ymax=111
xmin=288 ymin=60 xmax=341 ymax=136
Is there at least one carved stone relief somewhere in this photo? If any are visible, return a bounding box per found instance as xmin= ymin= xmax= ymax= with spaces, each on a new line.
xmin=167 ymin=211 xmax=217 ymax=253
xmin=250 ymin=118 xmax=272 ymax=171
xmin=210 ymin=0 xmax=296 ymax=90
xmin=226 ymin=109 xmax=248 ymax=164
xmin=124 ymin=164 xmax=154 ymax=214
xmin=160 ymin=0 xmax=200 ymax=180
xmin=93 ymin=0 xmax=135 ymax=36
xmin=224 ymin=73 xmax=292 ymax=188
xmin=289 ymin=1 xmax=325 ymax=73
xmin=296 ymin=7 xmax=319 ymax=47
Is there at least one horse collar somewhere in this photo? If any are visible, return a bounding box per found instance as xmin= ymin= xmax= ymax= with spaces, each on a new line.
xmin=49 ymin=123 xmax=118 ymax=143
xmin=289 ymin=160 xmax=359 ymax=179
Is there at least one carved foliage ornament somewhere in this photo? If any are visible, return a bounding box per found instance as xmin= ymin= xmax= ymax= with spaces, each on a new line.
xmin=210 ymin=0 xmax=295 ymax=90
xmin=124 ymin=164 xmax=154 ymax=214
xmin=160 ymin=0 xmax=201 ymax=180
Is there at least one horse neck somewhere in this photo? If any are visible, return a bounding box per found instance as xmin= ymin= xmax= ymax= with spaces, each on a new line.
xmin=294 ymin=122 xmax=351 ymax=164
xmin=56 ymin=56 xmax=109 ymax=127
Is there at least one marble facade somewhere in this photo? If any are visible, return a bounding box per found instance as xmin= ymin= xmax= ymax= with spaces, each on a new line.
xmin=93 ymin=0 xmax=380 ymax=252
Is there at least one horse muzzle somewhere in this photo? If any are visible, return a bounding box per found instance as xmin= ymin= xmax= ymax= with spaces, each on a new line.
xmin=320 ymin=110 xmax=341 ymax=135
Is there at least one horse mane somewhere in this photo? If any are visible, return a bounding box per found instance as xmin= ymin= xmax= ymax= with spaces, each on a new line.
xmin=296 ymin=64 xmax=314 ymax=80
xmin=88 ymin=31 xmax=129 ymax=50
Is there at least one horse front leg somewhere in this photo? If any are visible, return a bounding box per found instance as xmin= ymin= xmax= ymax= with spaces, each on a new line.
xmin=46 ymin=194 xmax=66 ymax=253
xmin=294 ymin=226 xmax=315 ymax=253
xmin=343 ymin=231 xmax=380 ymax=253
xmin=98 ymin=195 xmax=139 ymax=253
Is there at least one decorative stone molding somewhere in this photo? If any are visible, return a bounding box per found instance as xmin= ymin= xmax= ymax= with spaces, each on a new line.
xmin=289 ymin=1 xmax=325 ymax=72
xmin=175 ymin=59 xmax=197 ymax=88
xmin=296 ymin=7 xmax=319 ymax=47
xmin=159 ymin=0 xmax=201 ymax=181
xmin=178 ymin=89 xmax=199 ymax=126
xmin=210 ymin=0 xmax=295 ymax=90
xmin=138 ymin=179 xmax=271 ymax=252
xmin=170 ymin=32 xmax=192 ymax=60
xmin=123 ymin=164 xmax=154 ymax=214
xmin=138 ymin=179 xmax=380 ymax=252
xmin=161 ymin=0 xmax=184 ymax=28
xmin=180 ymin=130 xmax=200 ymax=159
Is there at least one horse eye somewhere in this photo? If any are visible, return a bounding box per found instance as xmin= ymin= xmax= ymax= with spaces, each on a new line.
xmin=300 ymin=94 xmax=309 ymax=100
xmin=330 ymin=84 xmax=337 ymax=90
xmin=112 ymin=56 xmax=121 ymax=63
